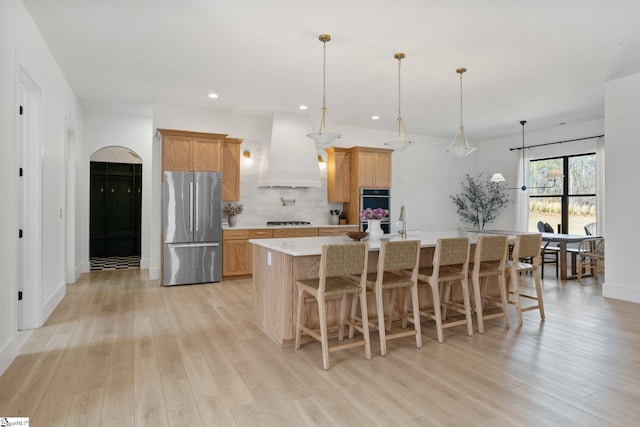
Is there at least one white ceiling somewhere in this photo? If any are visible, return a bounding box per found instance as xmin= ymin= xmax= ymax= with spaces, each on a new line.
xmin=23 ymin=0 xmax=640 ymax=140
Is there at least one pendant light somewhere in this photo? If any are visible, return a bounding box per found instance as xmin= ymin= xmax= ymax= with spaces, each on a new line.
xmin=307 ymin=34 xmax=341 ymax=145
xmin=491 ymin=120 xmax=564 ymax=190
xmin=448 ymin=67 xmax=477 ymax=156
xmin=384 ymin=53 xmax=414 ymax=152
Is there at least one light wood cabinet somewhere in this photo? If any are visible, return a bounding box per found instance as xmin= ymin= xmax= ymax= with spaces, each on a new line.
xmin=272 ymin=228 xmax=319 ymax=238
xmin=222 ymin=137 xmax=242 ymax=201
xmin=350 ymin=146 xmax=392 ymax=189
xmin=325 ymin=147 xmax=351 ymax=202
xmin=159 ymin=129 xmax=226 ymax=172
xmin=223 ymin=228 xmax=273 ymax=276
xmin=344 ymin=146 xmax=393 ymax=225
xmin=317 ymin=226 xmax=359 ymax=236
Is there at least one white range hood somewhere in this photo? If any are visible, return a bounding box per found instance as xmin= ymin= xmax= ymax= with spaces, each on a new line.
xmin=258 ymin=112 xmax=322 ymax=188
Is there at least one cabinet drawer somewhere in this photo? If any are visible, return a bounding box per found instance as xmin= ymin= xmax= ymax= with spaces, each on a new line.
xmin=318 ymin=226 xmax=359 ymax=236
xmin=248 ymin=229 xmax=273 ymax=239
xmin=272 ymin=228 xmax=319 ymax=238
xmin=223 ymin=229 xmax=249 ymax=240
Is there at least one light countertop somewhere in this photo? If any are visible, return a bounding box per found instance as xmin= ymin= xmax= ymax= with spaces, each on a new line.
xmin=223 ymin=224 xmax=357 ymax=230
xmin=249 ymin=230 xmax=474 ymax=256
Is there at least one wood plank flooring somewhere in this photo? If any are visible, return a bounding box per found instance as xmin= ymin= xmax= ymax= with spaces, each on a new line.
xmin=1 ymin=269 xmax=639 ymax=426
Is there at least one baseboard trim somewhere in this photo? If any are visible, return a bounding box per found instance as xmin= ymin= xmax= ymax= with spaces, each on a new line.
xmin=602 ymin=281 xmax=640 ymax=304
xmin=0 ymin=335 xmax=17 ymax=378
xmin=148 ymin=266 xmax=160 ymax=281
xmin=81 ymin=261 xmax=91 ymax=273
xmin=43 ymin=282 xmax=66 ymax=323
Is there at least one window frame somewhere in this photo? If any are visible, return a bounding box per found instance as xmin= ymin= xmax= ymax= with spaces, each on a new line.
xmin=529 ymin=152 xmax=596 ymax=234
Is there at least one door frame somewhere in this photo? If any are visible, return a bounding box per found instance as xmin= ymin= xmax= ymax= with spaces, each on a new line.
xmin=18 ymin=67 xmax=43 ymax=330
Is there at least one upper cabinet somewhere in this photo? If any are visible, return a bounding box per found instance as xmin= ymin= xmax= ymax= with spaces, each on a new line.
xmin=350 ymin=146 xmax=392 ymax=189
xmin=325 ymin=147 xmax=351 ymax=202
xmin=158 ymin=129 xmax=226 ymax=172
xmin=222 ymin=137 xmax=242 ymax=201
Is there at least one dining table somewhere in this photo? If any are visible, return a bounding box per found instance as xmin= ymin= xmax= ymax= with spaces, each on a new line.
xmin=461 ymin=228 xmax=598 ymax=280
xmin=540 ymin=232 xmax=601 ymax=280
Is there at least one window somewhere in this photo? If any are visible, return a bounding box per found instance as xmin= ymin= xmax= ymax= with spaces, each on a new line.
xmin=528 ymin=153 xmax=596 ymax=234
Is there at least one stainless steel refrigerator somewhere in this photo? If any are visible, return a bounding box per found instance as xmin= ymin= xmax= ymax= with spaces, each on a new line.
xmin=163 ymin=171 xmax=222 ymax=286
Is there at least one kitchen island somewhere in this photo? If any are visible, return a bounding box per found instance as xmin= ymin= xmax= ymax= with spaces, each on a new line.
xmin=250 ymin=231 xmax=472 ymax=346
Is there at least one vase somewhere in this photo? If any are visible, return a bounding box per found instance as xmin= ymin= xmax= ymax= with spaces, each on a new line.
xmin=228 ymin=215 xmax=237 ymax=227
xmin=366 ymin=219 xmax=384 ymax=241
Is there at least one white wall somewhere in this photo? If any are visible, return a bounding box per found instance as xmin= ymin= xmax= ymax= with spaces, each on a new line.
xmin=81 ymin=110 xmax=153 ymax=271
xmin=603 ymin=73 xmax=640 ymax=303
xmin=0 ymin=0 xmax=82 ymax=375
xmin=478 ymin=119 xmax=605 ymax=231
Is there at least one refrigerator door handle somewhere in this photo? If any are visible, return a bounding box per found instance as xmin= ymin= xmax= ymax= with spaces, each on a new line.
xmin=166 ymin=242 xmax=220 ymax=248
xmin=189 ymin=182 xmax=194 ymax=232
xmin=195 ymin=181 xmax=199 ymax=232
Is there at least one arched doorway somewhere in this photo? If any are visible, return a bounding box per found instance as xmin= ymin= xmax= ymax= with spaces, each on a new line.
xmin=90 ymin=146 xmax=143 ymax=269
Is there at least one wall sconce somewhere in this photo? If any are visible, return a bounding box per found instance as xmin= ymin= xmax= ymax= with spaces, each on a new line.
xmin=318 ymin=155 xmax=326 ymax=170
xmin=243 ymin=150 xmax=253 ymax=166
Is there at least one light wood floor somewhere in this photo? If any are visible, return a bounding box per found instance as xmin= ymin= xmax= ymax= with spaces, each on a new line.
xmin=1 ymin=269 xmax=639 ymax=426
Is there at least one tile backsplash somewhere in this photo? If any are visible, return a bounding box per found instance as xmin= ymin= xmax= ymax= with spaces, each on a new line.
xmin=225 ymin=144 xmax=343 ymax=227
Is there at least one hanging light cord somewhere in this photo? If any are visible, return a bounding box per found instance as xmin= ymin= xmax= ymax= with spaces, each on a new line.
xmin=394 ymin=53 xmax=406 ymax=140
xmin=321 ymin=38 xmax=327 ymax=110
xmin=459 ymin=70 xmax=464 ymax=128
xmin=521 ymin=120 xmax=526 ymax=187
xmin=397 ymin=55 xmax=402 ymax=120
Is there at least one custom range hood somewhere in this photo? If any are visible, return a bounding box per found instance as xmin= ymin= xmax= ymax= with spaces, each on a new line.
xmin=258 ymin=112 xmax=322 ymax=188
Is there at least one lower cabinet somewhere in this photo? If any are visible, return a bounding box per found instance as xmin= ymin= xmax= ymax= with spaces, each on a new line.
xmin=223 ymin=229 xmax=273 ymax=276
xmin=223 ymin=227 xmax=358 ymax=277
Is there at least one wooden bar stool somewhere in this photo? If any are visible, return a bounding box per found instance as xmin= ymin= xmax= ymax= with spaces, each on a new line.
xmin=469 ymin=235 xmax=510 ymax=333
xmin=359 ymin=240 xmax=422 ymax=356
xmin=409 ymin=237 xmax=473 ymax=343
xmin=506 ymin=233 xmax=545 ymax=325
xmin=294 ymin=242 xmax=371 ymax=370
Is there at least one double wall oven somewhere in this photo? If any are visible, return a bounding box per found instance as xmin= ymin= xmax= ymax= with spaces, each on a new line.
xmin=359 ymin=188 xmax=391 ymax=233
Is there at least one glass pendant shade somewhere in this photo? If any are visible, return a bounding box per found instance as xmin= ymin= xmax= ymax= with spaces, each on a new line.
xmin=448 ymin=67 xmax=477 ymax=156
xmin=384 ymin=52 xmax=414 ymax=152
xmin=307 ymin=34 xmax=341 ymax=145
xmin=385 ymin=116 xmax=414 ymax=152
xmin=448 ymin=124 xmax=477 ymax=157
xmin=307 ymin=107 xmax=341 ymax=145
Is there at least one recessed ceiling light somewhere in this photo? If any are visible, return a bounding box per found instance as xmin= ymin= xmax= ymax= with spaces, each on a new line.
xmin=371 ymin=115 xmax=380 ymax=120
xmin=558 ymin=122 xmax=566 ymax=125
xmin=298 ymin=105 xmax=308 ymax=110
xmin=208 ymin=93 xmax=219 ymax=99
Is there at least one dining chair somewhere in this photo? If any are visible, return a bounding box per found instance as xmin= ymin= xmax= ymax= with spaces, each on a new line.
xmin=584 ymin=222 xmax=597 ymax=236
xmin=469 ymin=235 xmax=510 ymax=333
xmin=294 ymin=242 xmax=371 ymax=370
xmin=577 ymin=237 xmax=605 ymax=282
xmin=506 ymin=233 xmax=545 ymax=325
xmin=360 ymin=239 xmax=422 ymax=356
xmin=537 ymin=221 xmax=559 ymax=278
xmin=408 ymin=237 xmax=473 ymax=343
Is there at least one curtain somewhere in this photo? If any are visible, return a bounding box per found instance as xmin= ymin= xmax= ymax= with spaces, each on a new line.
xmin=515 ymin=148 xmax=531 ymax=231
xmin=596 ymin=136 xmax=605 ymax=236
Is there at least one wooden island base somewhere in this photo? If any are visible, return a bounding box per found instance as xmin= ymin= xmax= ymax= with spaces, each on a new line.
xmin=252 ymin=243 xmax=484 ymax=347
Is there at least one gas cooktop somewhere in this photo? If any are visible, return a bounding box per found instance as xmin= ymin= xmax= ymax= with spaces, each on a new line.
xmin=266 ymin=221 xmax=312 ymax=226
